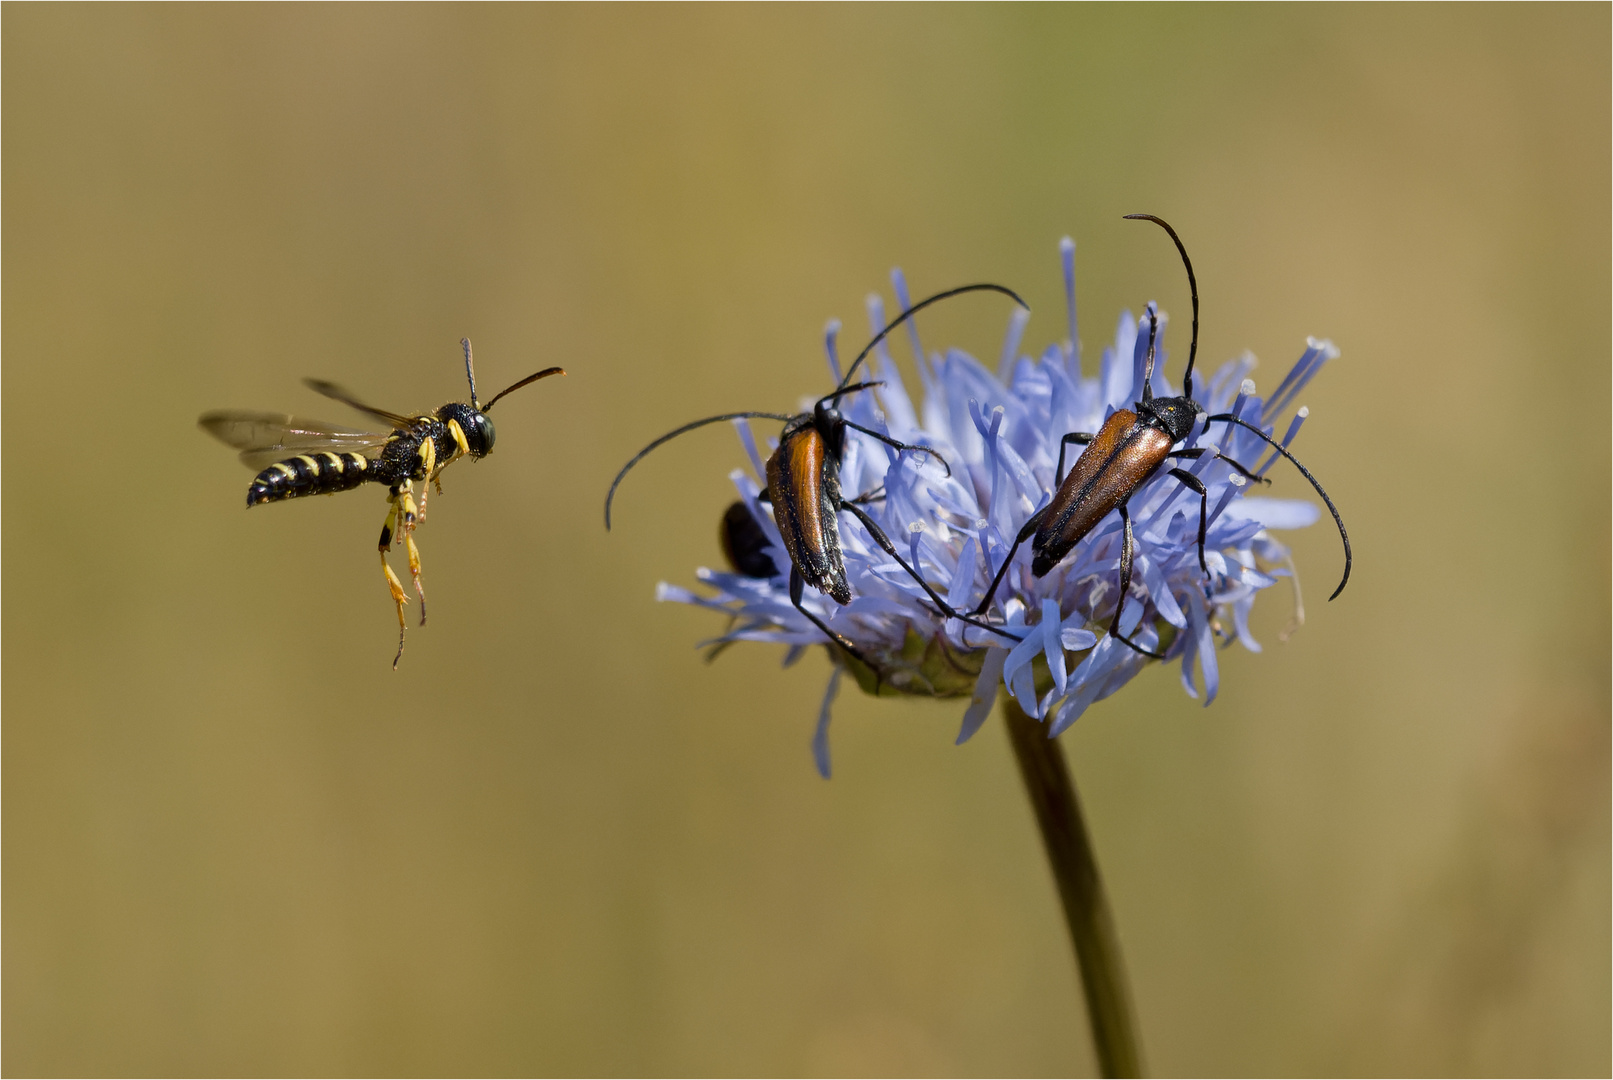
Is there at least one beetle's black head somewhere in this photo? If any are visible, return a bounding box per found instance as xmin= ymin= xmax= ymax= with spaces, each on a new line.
xmin=438 ymin=401 xmax=496 ymax=457
xmin=1139 ymin=395 xmax=1200 ymax=444
xmin=813 ymin=400 xmax=847 ymax=454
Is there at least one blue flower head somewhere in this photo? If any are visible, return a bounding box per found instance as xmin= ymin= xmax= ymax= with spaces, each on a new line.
xmin=657 ymin=236 xmax=1340 ymax=777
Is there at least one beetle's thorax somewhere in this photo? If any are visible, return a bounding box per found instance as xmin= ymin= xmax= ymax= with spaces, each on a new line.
xmin=810 ymin=404 xmax=845 ymax=461
xmin=1136 ymin=394 xmax=1200 ymax=444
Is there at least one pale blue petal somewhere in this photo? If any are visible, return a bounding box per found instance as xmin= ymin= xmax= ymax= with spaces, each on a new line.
xmin=946 ymin=536 xmax=982 ymax=610
xmin=1011 ymin=658 xmax=1041 ymax=719
xmin=823 ymin=319 xmax=844 ymax=384
xmin=1060 ymin=625 xmax=1098 ymax=651
xmin=957 ymin=646 xmax=1008 ymax=744
xmin=1060 ymin=236 xmax=1080 ymax=374
xmin=813 ymin=666 xmax=843 ymax=779
xmin=1197 ymin=598 xmax=1220 ymax=706
xmin=1002 ymin=617 xmax=1047 ymax=695
xmin=1232 ymin=592 xmax=1262 ymax=654
xmin=1102 ymin=310 xmax=1137 ymax=409
xmin=998 ymin=306 xmax=1030 ymax=382
xmin=732 ymin=421 xmax=768 ymax=484
xmin=1222 ymin=497 xmax=1320 ymax=531
xmin=1041 ymin=598 xmax=1067 ymax=695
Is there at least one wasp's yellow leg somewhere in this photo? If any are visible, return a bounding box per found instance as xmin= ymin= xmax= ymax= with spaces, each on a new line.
xmin=379 ymin=497 xmax=410 ymax=668
xmin=406 ymin=531 xmax=427 ymax=628
xmin=398 ymin=488 xmax=427 ymax=626
xmin=415 ymin=438 xmax=438 ymax=522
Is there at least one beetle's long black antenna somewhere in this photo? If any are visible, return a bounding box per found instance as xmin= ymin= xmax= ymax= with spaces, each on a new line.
xmin=1140 ymin=306 xmax=1159 ymax=402
xmin=817 ymin=380 xmax=884 ymax=404
xmin=1124 ymin=214 xmax=1199 ymax=401
xmin=482 ymin=367 xmax=566 ymax=413
xmin=1205 ymin=413 xmax=1351 ymax=600
xmin=605 ymin=411 xmax=794 ymax=529
xmin=461 ymin=338 xmax=480 ymax=410
xmin=836 ymin=283 xmax=1028 ymax=393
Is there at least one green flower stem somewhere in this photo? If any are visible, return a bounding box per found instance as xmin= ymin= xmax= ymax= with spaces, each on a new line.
xmin=1003 ymin=698 xmax=1143 ymax=1078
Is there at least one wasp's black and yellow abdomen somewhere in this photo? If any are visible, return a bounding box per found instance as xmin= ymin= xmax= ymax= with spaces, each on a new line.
xmin=247 ymin=452 xmax=372 ymax=507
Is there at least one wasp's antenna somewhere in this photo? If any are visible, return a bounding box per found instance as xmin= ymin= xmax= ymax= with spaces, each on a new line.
xmin=482 ymin=367 xmax=566 ymax=413
xmin=462 ymin=338 xmax=480 ymax=410
xmin=1140 ymin=305 xmax=1159 ymax=402
xmin=604 ymin=411 xmax=794 ymax=529
xmin=838 ymin=282 xmax=1027 ymax=391
xmin=1124 ymin=214 xmax=1199 ymax=401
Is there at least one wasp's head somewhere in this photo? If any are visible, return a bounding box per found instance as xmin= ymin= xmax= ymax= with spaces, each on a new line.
xmin=439 ymin=402 xmax=497 ymax=457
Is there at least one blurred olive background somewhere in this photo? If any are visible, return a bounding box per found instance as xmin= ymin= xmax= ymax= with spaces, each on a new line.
xmin=5 ymin=5 xmax=1607 ymax=1076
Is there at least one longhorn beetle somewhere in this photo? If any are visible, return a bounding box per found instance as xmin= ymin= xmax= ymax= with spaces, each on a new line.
xmin=605 ymin=283 xmax=1029 ymax=664
xmin=970 ymin=214 xmax=1351 ymax=657
xmin=200 ymin=339 xmax=565 ymax=668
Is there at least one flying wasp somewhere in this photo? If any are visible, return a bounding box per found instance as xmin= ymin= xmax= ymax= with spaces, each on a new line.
xmin=199 ymin=339 xmax=564 ymax=667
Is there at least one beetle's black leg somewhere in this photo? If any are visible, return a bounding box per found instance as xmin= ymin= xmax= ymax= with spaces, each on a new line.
xmin=1167 ymin=446 xmax=1269 ymax=485
xmin=840 ymin=421 xmax=952 ymax=478
xmin=845 ymin=485 xmax=886 ymax=506
xmin=838 ymin=501 xmax=1021 ymax=643
xmin=1111 ymin=504 xmax=1166 ymax=660
xmin=1168 ymin=467 xmax=1210 ymax=578
xmin=790 ymin=566 xmax=867 ymax=663
xmin=1054 ymin=432 xmax=1096 ymax=486
xmin=970 ymin=506 xmax=1046 ymax=617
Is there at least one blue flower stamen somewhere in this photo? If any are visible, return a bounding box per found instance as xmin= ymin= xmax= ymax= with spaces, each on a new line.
xmin=1060 ymin=236 xmax=1079 ymax=372
xmin=823 ymin=319 xmax=844 ymax=384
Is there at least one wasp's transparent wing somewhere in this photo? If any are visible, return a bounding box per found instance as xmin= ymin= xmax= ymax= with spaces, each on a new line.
xmin=302 ymin=379 xmax=418 ymax=429
xmin=198 ymin=411 xmax=393 ymax=471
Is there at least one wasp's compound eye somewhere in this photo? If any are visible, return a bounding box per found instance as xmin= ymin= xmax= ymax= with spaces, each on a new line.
xmin=468 ymin=411 xmax=496 ymax=456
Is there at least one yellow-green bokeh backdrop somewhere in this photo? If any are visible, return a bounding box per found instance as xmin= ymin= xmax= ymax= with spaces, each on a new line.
xmin=5 ymin=6 xmax=1607 ymax=1076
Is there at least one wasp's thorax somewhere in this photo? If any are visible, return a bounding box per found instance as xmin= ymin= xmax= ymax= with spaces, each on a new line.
xmin=437 ymin=402 xmax=496 ymax=458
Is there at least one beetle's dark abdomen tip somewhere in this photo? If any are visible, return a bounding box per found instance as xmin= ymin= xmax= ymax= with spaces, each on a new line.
xmin=827 ymin=575 xmax=853 ymax=605
xmin=246 ymin=484 xmax=270 ymax=508
xmin=1031 ymin=554 xmax=1055 ymax=578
